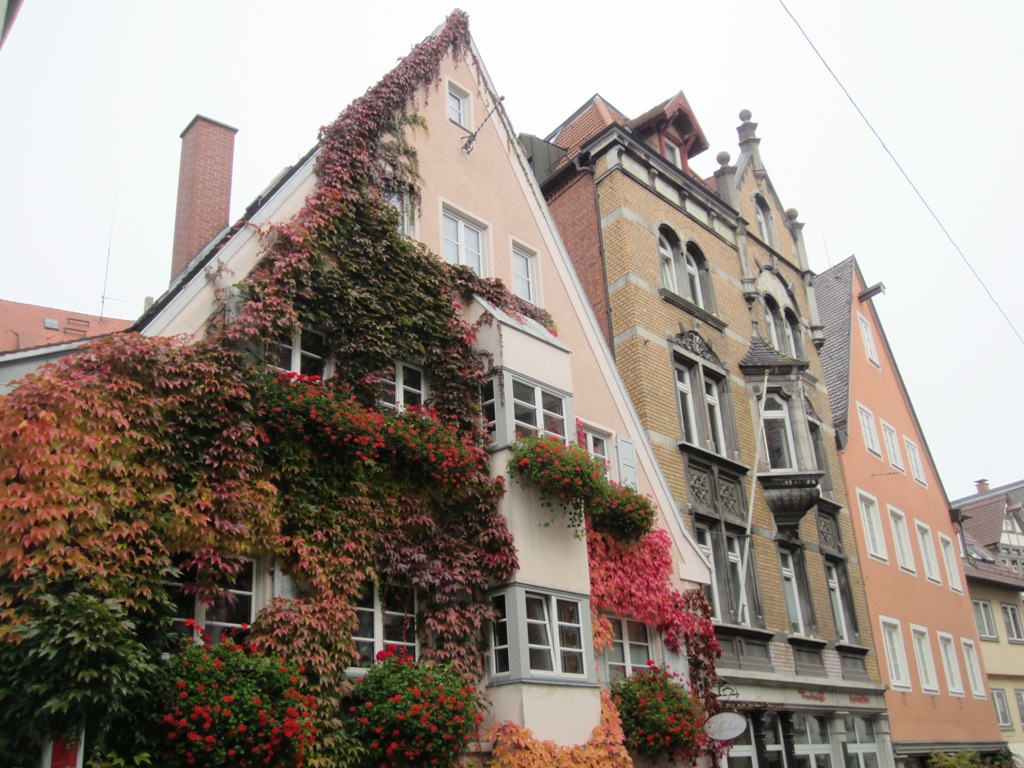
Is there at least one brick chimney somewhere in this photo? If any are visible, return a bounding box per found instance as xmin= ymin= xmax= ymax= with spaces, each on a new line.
xmin=975 ymin=478 xmax=990 ymax=494
xmin=170 ymin=115 xmax=238 ymax=283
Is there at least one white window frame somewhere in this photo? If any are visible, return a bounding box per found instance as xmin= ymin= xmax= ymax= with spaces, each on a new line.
xmin=910 ymin=625 xmax=939 ymax=693
xmin=938 ymin=534 xmax=962 ymax=593
xmin=491 ymin=593 xmax=511 ymax=676
xmin=858 ymin=313 xmax=881 ymax=367
xmin=674 ymin=356 xmax=733 ymax=457
xmin=880 ymin=616 xmax=911 ymax=690
xmin=762 ymin=393 xmax=798 ymax=471
xmin=916 ymin=521 xmax=942 ymax=585
xmin=993 ymin=689 xmax=1013 ymax=728
xmin=938 ymin=631 xmax=964 ymax=695
xmin=779 ymin=548 xmax=806 ymax=636
xmin=583 ymin=427 xmax=612 ymax=480
xmin=511 ymin=245 xmax=536 ymax=304
xmin=754 ymin=195 xmax=774 ymax=246
xmin=826 ymin=561 xmax=850 ymax=644
xmin=726 ymin=533 xmax=750 ymax=626
xmin=351 ymin=582 xmax=417 ymax=673
xmin=845 ymin=717 xmax=882 ymax=768
xmin=511 ymin=377 xmax=567 ymax=440
xmin=447 ymin=81 xmax=469 ymax=128
xmin=1002 ymin=603 xmax=1024 ymax=642
xmin=974 ymin=599 xmax=999 ymax=640
xmin=379 ymin=362 xmax=426 ymax=411
xmin=684 ymin=246 xmax=704 ymax=308
xmin=858 ymin=490 xmax=888 ymax=562
xmin=268 ymin=328 xmax=329 ymax=378
xmin=961 ymin=638 xmax=986 ymax=698
xmin=170 ymin=558 xmax=259 ymax=645
xmin=604 ymin=616 xmax=653 ymax=681
xmin=793 ymin=713 xmax=832 ymax=768
xmin=442 ymin=208 xmax=485 ymax=274
xmin=905 ymin=437 xmax=927 ymax=486
xmin=385 ymin=189 xmax=414 ymax=236
xmin=857 ymin=403 xmax=883 ymax=458
xmin=881 ymin=421 xmax=904 ymax=472
xmin=1015 ymin=689 xmax=1024 ymax=725
xmin=704 ymin=376 xmax=727 ymax=457
xmin=694 ymin=525 xmax=720 ymax=621
xmin=525 ymin=592 xmax=586 ymax=677
xmin=888 ymin=507 xmax=916 ymax=574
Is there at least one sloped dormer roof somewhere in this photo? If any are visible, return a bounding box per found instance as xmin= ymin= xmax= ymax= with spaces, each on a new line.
xmin=814 ymin=256 xmax=856 ymax=437
xmin=627 ymin=90 xmax=709 ymax=159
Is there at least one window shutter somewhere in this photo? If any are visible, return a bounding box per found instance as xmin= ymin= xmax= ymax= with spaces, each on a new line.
xmin=616 ymin=435 xmax=638 ymax=489
xmin=273 ymin=563 xmax=298 ymax=600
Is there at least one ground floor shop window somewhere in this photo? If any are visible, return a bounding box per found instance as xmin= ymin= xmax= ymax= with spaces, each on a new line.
xmin=793 ymin=713 xmax=832 ymax=768
xmin=844 ymin=716 xmax=880 ymax=768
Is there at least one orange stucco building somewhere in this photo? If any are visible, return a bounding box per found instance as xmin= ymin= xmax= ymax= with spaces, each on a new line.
xmin=817 ymin=257 xmax=1003 ymax=764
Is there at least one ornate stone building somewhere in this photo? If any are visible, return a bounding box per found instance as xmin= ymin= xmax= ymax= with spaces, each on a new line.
xmin=529 ymin=95 xmax=893 ymax=766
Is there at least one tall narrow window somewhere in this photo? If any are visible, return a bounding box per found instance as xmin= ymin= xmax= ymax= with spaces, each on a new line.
xmin=939 ymin=534 xmax=962 ymax=593
xmin=491 ymin=594 xmax=510 ymax=675
xmin=659 ymin=233 xmax=680 ymax=295
xmin=880 ymin=617 xmax=910 ymax=689
xmin=754 ymin=196 xmax=774 ymax=245
xmin=779 ymin=548 xmax=807 ymax=635
xmin=763 ymin=295 xmax=784 ymax=352
xmin=993 ymin=689 xmax=1013 ymax=727
xmin=916 ymin=522 xmax=942 ymax=584
xmin=858 ymin=314 xmax=880 ymax=367
xmin=826 ymin=562 xmax=850 ymax=643
xmin=512 ymin=246 xmax=535 ymax=303
xmin=962 ymin=639 xmax=986 ymax=698
xmin=905 ymin=438 xmax=927 ymax=486
xmin=762 ymin=393 xmax=796 ymax=470
xmin=447 ymin=84 xmax=468 ymax=128
xmin=1002 ymin=603 xmax=1024 ymax=641
xmin=911 ymin=625 xmax=939 ymax=693
xmin=857 ymin=404 xmax=882 ymax=457
xmin=664 ymin=139 xmax=682 ymax=169
xmin=974 ymin=600 xmax=998 ymax=639
xmin=889 ymin=508 xmax=915 ymax=573
xmin=726 ymin=534 xmax=749 ymax=625
xmin=858 ymin=491 xmax=888 ymax=561
xmin=442 ymin=211 xmax=484 ymax=274
xmin=684 ymin=245 xmax=704 ymax=308
xmin=675 ymin=362 xmax=697 ymax=445
xmin=938 ymin=632 xmax=963 ymax=695
xmin=606 ymin=618 xmax=652 ymax=681
xmin=694 ymin=525 xmax=720 ymax=620
xmin=881 ymin=422 xmax=904 ymax=472
xmin=704 ymin=375 xmax=727 ymax=456
xmin=809 ymin=420 xmax=832 ymax=496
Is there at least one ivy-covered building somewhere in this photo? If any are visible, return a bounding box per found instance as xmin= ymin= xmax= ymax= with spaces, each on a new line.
xmin=0 ymin=11 xmax=717 ymax=765
xmin=528 ymin=95 xmax=893 ymax=765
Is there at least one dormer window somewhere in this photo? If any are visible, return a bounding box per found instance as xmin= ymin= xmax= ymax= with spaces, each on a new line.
xmin=663 ymin=138 xmax=682 ymax=169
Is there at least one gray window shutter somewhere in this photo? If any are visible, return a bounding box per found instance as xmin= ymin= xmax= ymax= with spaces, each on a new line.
xmin=273 ymin=562 xmax=298 ymax=600
xmin=616 ymin=435 xmax=638 ymax=489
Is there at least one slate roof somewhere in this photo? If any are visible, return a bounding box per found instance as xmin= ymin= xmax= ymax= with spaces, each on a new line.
xmin=813 ymin=257 xmax=856 ymax=436
xmin=0 ymin=299 xmax=133 ymax=353
xmin=738 ymin=332 xmax=808 ymax=373
xmin=952 ymin=478 xmax=1024 ymax=507
xmin=960 ymin=494 xmax=1010 ymax=550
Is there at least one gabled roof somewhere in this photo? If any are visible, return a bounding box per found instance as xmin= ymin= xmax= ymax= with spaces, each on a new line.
xmin=544 ymin=94 xmax=628 ymax=151
xmin=627 ymin=91 xmax=709 ymax=158
xmin=952 ymin=477 xmax=1024 ymax=507
xmin=959 ymin=493 xmax=1009 ymax=550
xmin=814 ymin=257 xmax=855 ymax=436
xmin=738 ymin=332 xmax=807 ymax=374
xmin=0 ymin=299 xmax=132 ymax=353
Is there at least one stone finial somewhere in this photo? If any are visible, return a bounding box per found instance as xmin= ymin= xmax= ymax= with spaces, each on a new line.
xmin=786 ymin=208 xmax=799 ymax=221
xmin=739 ymin=109 xmax=753 ymax=122
xmin=716 ymin=151 xmax=731 ymax=167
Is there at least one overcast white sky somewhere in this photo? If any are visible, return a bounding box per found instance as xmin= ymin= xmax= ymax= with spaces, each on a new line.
xmin=2 ymin=1 xmax=1021 ymax=500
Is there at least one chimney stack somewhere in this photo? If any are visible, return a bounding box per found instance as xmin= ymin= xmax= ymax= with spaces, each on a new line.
xmin=975 ymin=478 xmax=990 ymax=494
xmin=170 ymin=115 xmax=238 ymax=283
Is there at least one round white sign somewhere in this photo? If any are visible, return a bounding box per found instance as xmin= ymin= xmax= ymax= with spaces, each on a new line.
xmin=704 ymin=712 xmax=747 ymax=741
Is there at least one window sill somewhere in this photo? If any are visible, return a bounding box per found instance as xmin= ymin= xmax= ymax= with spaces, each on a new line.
xmin=659 ymin=289 xmax=726 ymax=332
xmin=835 ymin=643 xmax=870 ymax=656
xmin=788 ymin=635 xmax=828 ymax=651
xmin=714 ymin=623 xmax=775 ymax=642
xmin=486 ymin=676 xmax=599 ymax=689
xmin=677 ymin=440 xmax=749 ymax=474
xmin=979 ymin=635 xmax=1000 ymax=643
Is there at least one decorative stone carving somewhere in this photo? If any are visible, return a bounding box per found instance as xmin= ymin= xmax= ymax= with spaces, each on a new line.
xmin=818 ymin=513 xmax=838 ymax=551
xmin=721 ymin=480 xmax=740 ymax=518
xmin=758 ymin=470 xmax=824 ymax=530
xmin=673 ymin=330 xmax=723 ymax=367
xmin=689 ymin=469 xmax=711 ymax=507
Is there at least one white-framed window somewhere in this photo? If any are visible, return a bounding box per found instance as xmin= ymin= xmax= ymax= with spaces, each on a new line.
xmin=880 ymin=617 xmax=911 ymax=689
xmin=379 ymin=362 xmax=426 ymax=411
xmin=938 ymin=534 xmax=962 ymax=593
xmin=993 ymin=689 xmax=1013 ymax=728
xmin=169 ymin=559 xmax=257 ymax=645
xmin=583 ymin=428 xmax=611 ymax=479
xmin=779 ymin=548 xmax=807 ymax=636
xmin=858 ymin=313 xmax=880 ymax=367
xmin=525 ymin=592 xmax=585 ymax=676
xmin=911 ymin=625 xmax=939 ymax=693
xmin=726 ymin=533 xmax=750 ymax=626
xmin=659 ymin=229 xmax=712 ymax=310
xmin=857 ymin=403 xmax=882 ymax=457
xmin=664 ymin=138 xmax=682 ymax=169
xmin=916 ymin=522 xmax=942 ymax=584
xmin=905 ymin=438 xmax=927 ymax=486
xmin=385 ymin=189 xmax=414 ymax=235
xmin=858 ymin=490 xmax=888 ymax=562
xmin=605 ymin=617 xmax=653 ymax=681
xmin=491 ymin=593 xmax=511 ymax=675
xmin=1015 ymin=689 xmax=1024 ymax=725
xmin=512 ymin=245 xmax=536 ymax=303
xmin=754 ymin=195 xmax=774 ymax=246
xmin=268 ymin=328 xmax=328 ymax=378
xmin=511 ymin=378 xmax=566 ymax=439
xmin=792 ymin=713 xmax=832 ymax=768
xmin=844 ymin=716 xmax=882 ymax=768
xmin=826 ymin=561 xmax=851 ymax=643
xmin=938 ymin=632 xmax=964 ymax=695
xmin=762 ymin=393 xmax=797 ymax=471
xmin=763 ymin=295 xmax=784 ymax=352
xmin=694 ymin=525 xmax=720 ymax=621
xmin=447 ymin=82 xmax=469 ymax=128
xmin=962 ymin=639 xmax=986 ymax=698
xmin=674 ymin=357 xmax=733 ymax=457
xmin=881 ymin=422 xmax=904 ymax=472
xmin=1002 ymin=603 xmax=1024 ymax=642
xmin=974 ymin=600 xmax=999 ymax=639
xmin=442 ymin=209 xmax=484 ymax=274
xmin=352 ymin=582 xmax=416 ymax=670
xmin=889 ymin=507 xmax=916 ymax=573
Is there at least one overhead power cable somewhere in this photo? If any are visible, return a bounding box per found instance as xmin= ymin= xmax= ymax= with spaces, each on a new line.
xmin=777 ymin=0 xmax=1024 ymax=348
